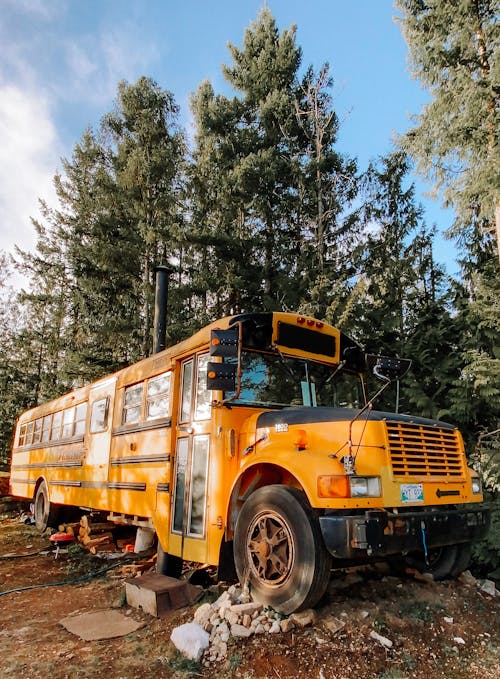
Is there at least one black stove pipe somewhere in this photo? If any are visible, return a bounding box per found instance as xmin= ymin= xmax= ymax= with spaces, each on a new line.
xmin=152 ymin=265 xmax=173 ymax=355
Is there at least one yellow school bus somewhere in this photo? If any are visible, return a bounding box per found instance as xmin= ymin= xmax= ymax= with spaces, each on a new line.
xmin=9 ymin=311 xmax=488 ymax=613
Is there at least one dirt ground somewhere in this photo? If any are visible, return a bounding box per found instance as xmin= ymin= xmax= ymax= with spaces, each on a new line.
xmin=0 ymin=498 xmax=498 ymax=679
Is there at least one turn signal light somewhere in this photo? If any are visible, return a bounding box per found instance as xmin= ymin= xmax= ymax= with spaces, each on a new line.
xmin=318 ymin=475 xmax=350 ymax=498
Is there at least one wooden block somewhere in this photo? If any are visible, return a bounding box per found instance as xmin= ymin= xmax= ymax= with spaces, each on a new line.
xmin=125 ymin=574 xmax=202 ymax=618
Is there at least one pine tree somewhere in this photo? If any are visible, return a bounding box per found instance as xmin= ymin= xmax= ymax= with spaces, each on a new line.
xmin=395 ymin=0 xmax=499 ymax=262
xmin=103 ymin=77 xmax=186 ymax=353
xmin=190 ymin=9 xmax=358 ymax=318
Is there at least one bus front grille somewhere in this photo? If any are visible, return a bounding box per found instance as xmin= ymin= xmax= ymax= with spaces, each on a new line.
xmin=386 ymin=421 xmax=465 ymax=479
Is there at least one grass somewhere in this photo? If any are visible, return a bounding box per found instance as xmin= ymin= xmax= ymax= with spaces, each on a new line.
xmin=398 ymin=599 xmax=444 ymax=623
xmin=166 ymin=651 xmax=202 ymax=677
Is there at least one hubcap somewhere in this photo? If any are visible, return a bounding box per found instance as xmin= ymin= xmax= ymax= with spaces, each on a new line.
xmin=246 ymin=511 xmax=294 ymax=587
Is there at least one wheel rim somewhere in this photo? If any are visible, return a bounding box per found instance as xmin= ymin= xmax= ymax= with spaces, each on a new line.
xmin=246 ymin=511 xmax=295 ymax=587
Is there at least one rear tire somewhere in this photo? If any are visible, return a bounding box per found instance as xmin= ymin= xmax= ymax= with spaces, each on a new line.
xmin=234 ymin=485 xmax=331 ymax=614
xmin=403 ymin=543 xmax=471 ymax=580
xmin=33 ymin=481 xmax=60 ymax=532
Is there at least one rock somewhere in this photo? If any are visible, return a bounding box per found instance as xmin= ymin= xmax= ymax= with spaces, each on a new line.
xmin=194 ymin=603 xmax=212 ymax=628
xmin=280 ymin=618 xmax=295 ymax=633
xmin=443 ymin=616 xmax=454 ymax=624
xmin=254 ymin=623 xmax=266 ymax=634
xmin=170 ymin=622 xmax=210 ymax=662
xmin=230 ymin=601 xmax=263 ymax=615
xmin=322 ymin=616 xmax=346 ymax=635
xmin=242 ymin=614 xmax=251 ymax=628
xmin=227 ymin=584 xmax=242 ymax=598
xmin=291 ymin=609 xmax=316 ymax=628
xmin=479 ymin=579 xmax=498 ymax=597
xmin=413 ymin=571 xmax=435 ymax=583
xmin=230 ymin=623 xmax=252 ymax=638
xmin=453 ymin=637 xmax=466 ymax=645
xmin=269 ymin=620 xmax=281 ymax=634
xmin=212 ymin=590 xmax=231 ymax=608
xmin=369 ymin=630 xmax=393 ymax=649
xmin=458 ymin=570 xmax=477 ymax=586
xmin=224 ymin=610 xmax=239 ymax=626
xmin=359 ymin=610 xmax=370 ymax=620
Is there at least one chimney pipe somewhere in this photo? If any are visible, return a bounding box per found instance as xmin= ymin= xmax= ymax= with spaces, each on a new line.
xmin=152 ymin=265 xmax=173 ymax=355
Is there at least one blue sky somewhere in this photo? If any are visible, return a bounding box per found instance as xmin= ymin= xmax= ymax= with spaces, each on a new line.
xmin=0 ymin=0 xmax=457 ymax=280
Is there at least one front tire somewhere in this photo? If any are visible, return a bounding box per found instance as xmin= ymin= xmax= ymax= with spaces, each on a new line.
xmin=234 ymin=485 xmax=331 ymax=614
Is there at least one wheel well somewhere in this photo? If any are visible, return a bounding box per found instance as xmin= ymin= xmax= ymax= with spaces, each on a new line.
xmin=226 ymin=463 xmax=304 ymax=539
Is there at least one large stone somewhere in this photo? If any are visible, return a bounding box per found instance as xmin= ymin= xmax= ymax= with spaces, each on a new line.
xmin=193 ymin=603 xmax=212 ymax=628
xmin=170 ymin=622 xmax=210 ymax=662
xmin=231 ymin=623 xmax=252 ymax=638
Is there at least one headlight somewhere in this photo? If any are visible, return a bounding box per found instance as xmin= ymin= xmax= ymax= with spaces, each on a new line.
xmin=472 ymin=477 xmax=482 ymax=494
xmin=350 ymin=476 xmax=382 ymax=497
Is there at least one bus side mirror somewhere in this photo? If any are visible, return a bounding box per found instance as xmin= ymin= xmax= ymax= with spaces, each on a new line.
xmin=209 ymin=328 xmax=239 ymax=357
xmin=366 ymin=354 xmax=412 ymax=383
xmin=207 ymin=361 xmax=236 ymax=391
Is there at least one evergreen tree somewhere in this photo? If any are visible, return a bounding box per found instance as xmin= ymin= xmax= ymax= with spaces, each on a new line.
xmin=190 ymin=9 xmax=303 ymax=314
xmin=348 ymin=152 xmax=458 ymax=417
xmin=395 ymin=0 xmax=499 ymax=262
xmin=103 ymin=77 xmax=186 ymax=353
xmin=54 ymin=129 xmax=143 ymax=381
xmin=190 ymin=9 xmax=358 ymax=318
xmin=294 ymin=64 xmax=360 ymax=320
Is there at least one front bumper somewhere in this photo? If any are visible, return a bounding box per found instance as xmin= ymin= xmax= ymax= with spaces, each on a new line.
xmin=319 ymin=505 xmax=490 ymax=559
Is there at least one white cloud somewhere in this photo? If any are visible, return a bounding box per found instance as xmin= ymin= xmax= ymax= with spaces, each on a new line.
xmin=0 ymin=85 xmax=60 ymax=259
xmin=57 ymin=23 xmax=162 ymax=107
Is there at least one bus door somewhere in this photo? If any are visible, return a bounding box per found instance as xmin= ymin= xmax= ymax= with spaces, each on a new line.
xmin=170 ymin=353 xmax=211 ymax=563
xmin=84 ymin=377 xmax=117 ymax=494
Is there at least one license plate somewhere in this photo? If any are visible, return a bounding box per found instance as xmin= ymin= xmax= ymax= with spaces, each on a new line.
xmin=401 ymin=483 xmax=424 ymax=503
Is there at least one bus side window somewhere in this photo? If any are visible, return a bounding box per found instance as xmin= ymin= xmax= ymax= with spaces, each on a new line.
xmin=26 ymin=421 xmax=34 ymax=446
xmin=41 ymin=415 xmax=52 ymax=442
xmin=51 ymin=411 xmax=62 ymax=440
xmin=19 ymin=424 xmax=27 ymax=447
xmin=33 ymin=418 xmax=42 ymax=444
xmin=90 ymin=398 xmax=109 ymax=433
xmin=146 ymin=372 xmax=171 ymax=420
xmin=122 ymin=384 xmax=143 ymax=425
xmin=62 ymin=407 xmax=76 ymax=438
xmin=74 ymin=403 xmax=87 ymax=436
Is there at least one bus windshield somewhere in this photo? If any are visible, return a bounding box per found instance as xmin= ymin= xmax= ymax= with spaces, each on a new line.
xmin=225 ymin=351 xmax=364 ymax=409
